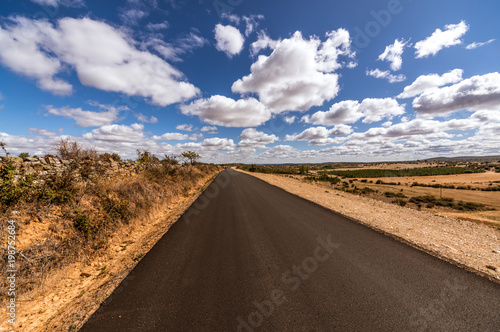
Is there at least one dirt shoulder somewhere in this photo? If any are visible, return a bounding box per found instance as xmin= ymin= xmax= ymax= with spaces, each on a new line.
xmin=236 ymin=169 xmax=500 ymax=283
xmin=1 ymin=170 xmax=220 ymax=332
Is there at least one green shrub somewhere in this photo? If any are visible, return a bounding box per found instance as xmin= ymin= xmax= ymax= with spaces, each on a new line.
xmin=327 ymin=166 xmax=484 ymax=178
xmin=393 ymin=199 xmax=407 ymax=207
xmin=72 ymin=209 xmax=96 ymax=238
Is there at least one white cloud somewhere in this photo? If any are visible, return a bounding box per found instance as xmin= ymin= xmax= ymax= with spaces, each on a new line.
xmin=200 ymin=126 xmax=218 ymax=132
xmin=397 ymin=69 xmax=464 ymax=99
xmin=28 ymin=128 xmax=58 ymax=136
xmin=179 ymin=138 xmax=236 ymax=151
xmin=37 ymin=77 xmax=73 ymax=95
xmin=303 ymin=98 xmax=405 ymax=126
xmin=413 ymin=72 xmax=500 ymax=117
xmin=415 ymin=21 xmax=469 ymax=58
xmin=0 ymin=17 xmax=199 ymax=104
xmin=366 ymin=69 xmax=406 ymax=83
xmin=221 ymin=14 xmax=263 ymax=37
xmin=30 ymin=0 xmax=84 ymax=7
xmin=189 ymin=133 xmax=204 ymax=141
xmin=201 ymin=138 xmax=235 ymax=150
xmin=466 ymin=39 xmax=495 ymax=50
xmin=360 ymin=98 xmax=406 ymax=123
xmin=0 ymin=18 xmax=71 ymax=95
xmin=45 ymin=103 xmax=126 ymax=127
xmin=378 ymin=39 xmax=407 ymax=71
xmin=134 ymin=113 xmax=158 ymax=123
xmin=148 ymin=32 xmax=208 ymax=62
xmin=180 ymin=95 xmax=271 ymax=127
xmin=83 ymin=123 xmax=145 ymax=142
xmin=284 ymin=116 xmax=296 ymax=124
xmin=176 ymin=124 xmax=194 ymax=131
xmin=146 ymin=22 xmax=169 ymax=31
xmin=285 ymin=125 xmax=352 ymax=145
xmin=250 ymin=32 xmax=279 ymax=56
xmin=120 ymin=9 xmax=148 ymax=25
xmin=233 ymin=29 xmax=355 ymax=113
xmin=214 ymin=24 xmax=244 ymax=57
xmin=349 ymin=113 xmax=491 ymax=141
xmin=237 ymin=128 xmax=278 ymax=148
xmin=153 ymin=132 xmax=189 ymax=141
xmin=242 ymin=15 xmax=264 ymax=36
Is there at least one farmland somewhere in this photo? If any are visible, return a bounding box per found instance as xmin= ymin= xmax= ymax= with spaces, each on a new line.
xmin=238 ymin=160 xmax=500 ymax=227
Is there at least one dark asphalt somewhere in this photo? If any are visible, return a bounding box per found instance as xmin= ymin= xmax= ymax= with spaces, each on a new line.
xmin=81 ymin=169 xmax=500 ymax=331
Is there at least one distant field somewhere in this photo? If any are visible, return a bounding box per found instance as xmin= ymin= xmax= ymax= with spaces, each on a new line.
xmin=326 ymin=167 xmax=485 ymax=178
xmin=364 ymin=172 xmax=500 ymax=188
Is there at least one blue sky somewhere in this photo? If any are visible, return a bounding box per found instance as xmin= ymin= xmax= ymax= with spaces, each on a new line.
xmin=0 ymin=0 xmax=499 ymax=163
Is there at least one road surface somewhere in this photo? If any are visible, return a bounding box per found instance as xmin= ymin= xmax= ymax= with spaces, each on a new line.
xmin=81 ymin=169 xmax=500 ymax=331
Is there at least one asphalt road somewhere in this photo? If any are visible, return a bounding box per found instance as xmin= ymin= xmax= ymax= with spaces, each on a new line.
xmin=81 ymin=169 xmax=500 ymax=331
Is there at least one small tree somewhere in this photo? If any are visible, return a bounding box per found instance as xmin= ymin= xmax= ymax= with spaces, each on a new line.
xmin=181 ymin=151 xmax=201 ymax=165
xmin=136 ymin=150 xmax=154 ymax=163
xmin=0 ymin=142 xmax=9 ymax=157
xmin=299 ymin=165 xmax=309 ymax=175
xmin=55 ymin=137 xmax=97 ymax=160
xmin=19 ymin=152 xmax=30 ymax=159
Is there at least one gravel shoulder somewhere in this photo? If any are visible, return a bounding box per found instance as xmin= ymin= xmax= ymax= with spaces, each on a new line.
xmin=237 ymin=169 xmax=500 ymax=283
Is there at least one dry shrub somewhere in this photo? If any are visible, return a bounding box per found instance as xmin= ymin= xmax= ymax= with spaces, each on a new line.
xmin=55 ymin=137 xmax=98 ymax=161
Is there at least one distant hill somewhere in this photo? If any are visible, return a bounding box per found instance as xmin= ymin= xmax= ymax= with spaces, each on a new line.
xmin=424 ymin=156 xmax=500 ymax=163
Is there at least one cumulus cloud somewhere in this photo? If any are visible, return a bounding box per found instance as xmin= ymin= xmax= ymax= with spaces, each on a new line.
xmin=200 ymin=126 xmax=218 ymax=133
xmin=152 ymin=132 xmax=189 ymax=141
xmin=214 ymin=24 xmax=244 ymax=57
xmin=134 ymin=113 xmax=158 ymax=123
xmin=415 ymin=21 xmax=469 ymax=58
xmin=0 ymin=17 xmax=199 ymax=104
xmin=378 ymin=39 xmax=407 ymax=71
xmin=366 ymin=69 xmax=406 ymax=83
xmin=284 ymin=116 xmax=296 ymax=124
xmin=83 ymin=123 xmax=145 ymax=142
xmin=0 ymin=18 xmax=71 ymax=95
xmin=413 ymin=72 xmax=500 ymax=117
xmin=303 ymin=98 xmax=405 ymax=126
xmin=285 ymin=125 xmax=352 ymax=145
xmin=176 ymin=124 xmax=193 ymax=131
xmin=233 ymin=29 xmax=355 ymax=113
xmin=45 ymin=103 xmax=126 ymax=127
xmin=179 ymin=138 xmax=236 ymax=151
xmin=180 ymin=95 xmax=271 ymax=127
xmin=466 ymin=39 xmax=495 ymax=50
xmin=397 ymin=69 xmax=464 ymax=99
xmin=28 ymin=128 xmax=58 ymax=136
xmin=349 ymin=115 xmax=488 ymax=141
xmin=237 ymin=128 xmax=278 ymax=148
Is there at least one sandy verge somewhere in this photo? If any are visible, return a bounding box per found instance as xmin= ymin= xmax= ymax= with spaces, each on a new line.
xmin=237 ymin=169 xmax=500 ymax=283
xmin=1 ymin=171 xmax=220 ymax=332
